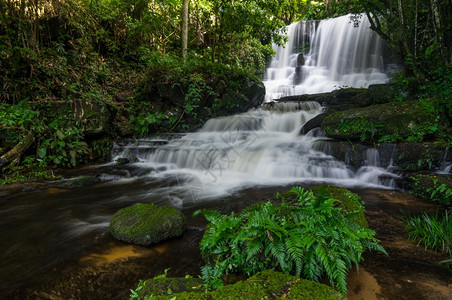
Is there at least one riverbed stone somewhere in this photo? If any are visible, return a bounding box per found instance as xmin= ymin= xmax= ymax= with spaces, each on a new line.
xmin=109 ymin=203 xmax=185 ymax=246
xmin=299 ymin=113 xmax=327 ymax=134
xmin=135 ymin=270 xmax=345 ymax=299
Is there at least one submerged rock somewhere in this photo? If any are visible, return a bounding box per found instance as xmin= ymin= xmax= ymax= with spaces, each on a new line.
xmin=60 ymin=176 xmax=101 ymax=189
xmin=134 ymin=270 xmax=345 ymax=299
xmin=109 ymin=203 xmax=185 ymax=246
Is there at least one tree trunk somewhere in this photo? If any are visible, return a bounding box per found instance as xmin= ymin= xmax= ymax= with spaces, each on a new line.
xmin=182 ymin=0 xmax=189 ymax=60
xmin=0 ymin=132 xmax=35 ymax=171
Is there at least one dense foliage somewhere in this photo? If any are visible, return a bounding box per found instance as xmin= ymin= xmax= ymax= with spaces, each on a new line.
xmin=195 ymin=187 xmax=386 ymax=294
xmin=0 ymin=0 xmax=312 ymax=105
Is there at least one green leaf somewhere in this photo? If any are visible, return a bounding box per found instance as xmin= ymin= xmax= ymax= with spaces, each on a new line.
xmin=37 ymin=147 xmax=47 ymax=159
xmin=56 ymin=130 xmax=65 ymax=140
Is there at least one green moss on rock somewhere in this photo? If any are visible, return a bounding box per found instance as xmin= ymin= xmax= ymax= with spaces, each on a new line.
xmin=136 ymin=270 xmax=345 ymax=299
xmin=109 ymin=203 xmax=185 ymax=246
xmin=309 ymin=185 xmax=368 ymax=228
xmin=321 ymin=100 xmax=439 ymax=143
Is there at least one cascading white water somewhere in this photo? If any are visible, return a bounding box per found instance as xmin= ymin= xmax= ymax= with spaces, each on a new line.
xmin=113 ymin=102 xmax=397 ymax=204
xmin=264 ymin=14 xmax=396 ymax=101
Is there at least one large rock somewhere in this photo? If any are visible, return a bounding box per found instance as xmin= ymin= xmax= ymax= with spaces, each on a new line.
xmin=135 ymin=270 xmax=345 ymax=299
xmin=299 ymin=113 xmax=327 ymax=134
xmin=109 ymin=203 xmax=185 ymax=246
xmin=321 ymin=100 xmax=438 ymax=143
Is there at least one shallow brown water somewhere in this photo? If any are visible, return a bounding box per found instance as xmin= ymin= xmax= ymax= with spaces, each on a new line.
xmin=347 ymin=189 xmax=452 ymax=300
xmin=0 ymin=179 xmax=451 ymax=299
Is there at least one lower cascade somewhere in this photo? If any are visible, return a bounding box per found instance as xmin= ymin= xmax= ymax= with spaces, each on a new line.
xmin=113 ymin=102 xmax=398 ymax=205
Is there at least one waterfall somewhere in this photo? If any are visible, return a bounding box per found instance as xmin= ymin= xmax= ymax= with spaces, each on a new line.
xmin=113 ymin=102 xmax=398 ymax=203
xmin=264 ymin=14 xmax=397 ymax=101
xmin=439 ymin=147 xmax=451 ymax=174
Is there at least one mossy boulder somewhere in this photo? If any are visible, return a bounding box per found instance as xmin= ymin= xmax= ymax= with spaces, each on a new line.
xmin=109 ymin=203 xmax=185 ymax=246
xmin=135 ymin=270 xmax=345 ymax=299
xmin=309 ymin=185 xmax=368 ymax=228
xmin=321 ymin=100 xmax=439 ymax=143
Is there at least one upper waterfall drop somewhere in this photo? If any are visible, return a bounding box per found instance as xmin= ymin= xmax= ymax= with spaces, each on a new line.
xmin=264 ymin=14 xmax=396 ymax=102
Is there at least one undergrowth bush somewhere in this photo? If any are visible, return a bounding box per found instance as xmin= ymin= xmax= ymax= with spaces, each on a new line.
xmin=195 ymin=187 xmax=386 ymax=294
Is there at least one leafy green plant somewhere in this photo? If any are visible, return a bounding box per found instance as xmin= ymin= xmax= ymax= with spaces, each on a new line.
xmin=410 ymin=175 xmax=452 ymax=206
xmin=184 ymin=75 xmax=217 ymax=123
xmin=130 ymin=279 xmax=145 ymax=300
xmin=130 ymin=112 xmax=168 ymax=137
xmin=405 ymin=210 xmax=452 ymax=256
xmin=37 ymin=123 xmax=90 ymax=168
xmin=195 ymin=187 xmax=386 ymax=294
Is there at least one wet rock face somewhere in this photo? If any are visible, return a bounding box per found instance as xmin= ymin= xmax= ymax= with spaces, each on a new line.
xmin=109 ymin=203 xmax=185 ymax=246
xmin=312 ymin=139 xmax=451 ymax=172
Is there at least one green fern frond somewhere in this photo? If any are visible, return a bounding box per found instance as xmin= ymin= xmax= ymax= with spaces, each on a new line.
xmin=197 ymin=185 xmax=386 ymax=294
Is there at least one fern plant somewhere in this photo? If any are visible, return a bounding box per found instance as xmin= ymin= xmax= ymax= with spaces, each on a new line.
xmin=195 ymin=187 xmax=386 ymax=294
